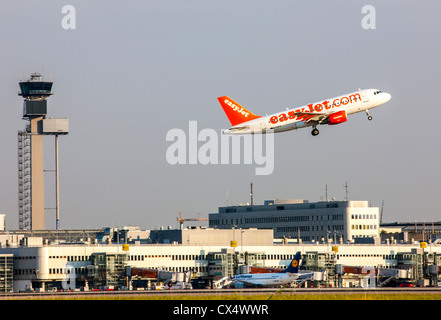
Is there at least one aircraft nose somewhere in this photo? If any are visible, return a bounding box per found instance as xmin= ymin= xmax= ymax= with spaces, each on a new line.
xmin=384 ymin=92 xmax=391 ymax=102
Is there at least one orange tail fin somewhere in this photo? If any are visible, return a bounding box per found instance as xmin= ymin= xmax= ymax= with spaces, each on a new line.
xmin=217 ymin=96 xmax=260 ymax=126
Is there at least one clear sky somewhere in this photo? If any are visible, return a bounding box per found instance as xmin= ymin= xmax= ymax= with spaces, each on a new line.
xmin=0 ymin=1 xmax=440 ymax=230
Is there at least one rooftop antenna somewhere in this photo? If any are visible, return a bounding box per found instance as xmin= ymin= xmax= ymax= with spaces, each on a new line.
xmin=344 ymin=182 xmax=349 ymax=201
xmin=250 ymin=182 xmax=254 ymax=206
xmin=325 ymin=184 xmax=328 ymax=202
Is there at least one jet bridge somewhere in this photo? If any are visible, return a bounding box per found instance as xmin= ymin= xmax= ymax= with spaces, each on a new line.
xmin=335 ymin=264 xmax=411 ymax=288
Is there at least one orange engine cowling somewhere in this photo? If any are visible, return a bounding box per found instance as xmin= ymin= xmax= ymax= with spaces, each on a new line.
xmin=327 ymin=110 xmax=347 ymax=125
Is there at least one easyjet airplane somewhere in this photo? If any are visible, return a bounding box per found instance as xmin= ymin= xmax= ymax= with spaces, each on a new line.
xmin=217 ymin=89 xmax=391 ymax=136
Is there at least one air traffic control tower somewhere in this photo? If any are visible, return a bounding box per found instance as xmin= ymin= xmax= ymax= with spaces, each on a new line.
xmin=18 ymin=73 xmax=69 ymax=230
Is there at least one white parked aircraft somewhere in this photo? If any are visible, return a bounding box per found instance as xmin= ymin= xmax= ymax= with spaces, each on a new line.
xmin=217 ymin=89 xmax=391 ymax=136
xmin=232 ymin=252 xmax=312 ymax=287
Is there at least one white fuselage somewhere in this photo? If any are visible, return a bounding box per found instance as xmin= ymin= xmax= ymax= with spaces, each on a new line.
xmin=223 ymin=89 xmax=391 ymax=134
xmin=233 ymin=273 xmax=300 ymax=287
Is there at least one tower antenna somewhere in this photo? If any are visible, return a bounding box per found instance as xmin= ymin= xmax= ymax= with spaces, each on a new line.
xmin=344 ymin=182 xmax=348 ymax=201
xmin=250 ymin=182 xmax=253 ymax=206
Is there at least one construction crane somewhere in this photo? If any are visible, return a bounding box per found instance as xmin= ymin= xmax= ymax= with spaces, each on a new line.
xmin=177 ymin=211 xmax=208 ymax=229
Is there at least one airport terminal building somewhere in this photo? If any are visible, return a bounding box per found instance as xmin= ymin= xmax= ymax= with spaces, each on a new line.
xmin=1 ymin=225 xmax=440 ymax=292
xmin=209 ymin=199 xmax=379 ymax=243
xmin=1 ymin=199 xmax=440 ymax=293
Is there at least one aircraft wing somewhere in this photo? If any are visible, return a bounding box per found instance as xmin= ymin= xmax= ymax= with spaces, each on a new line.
xmin=245 ymin=281 xmax=266 ymax=287
xmin=224 ymin=126 xmax=250 ymax=133
xmin=294 ymin=111 xmax=330 ymax=124
xmin=296 ymin=272 xmax=314 ymax=280
xmin=230 ymin=126 xmax=249 ymax=131
xmin=285 ymin=272 xmax=314 ymax=282
xmin=234 ymin=279 xmax=266 ymax=287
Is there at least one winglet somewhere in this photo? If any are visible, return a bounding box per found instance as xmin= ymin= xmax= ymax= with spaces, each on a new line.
xmin=217 ymin=96 xmax=260 ymax=126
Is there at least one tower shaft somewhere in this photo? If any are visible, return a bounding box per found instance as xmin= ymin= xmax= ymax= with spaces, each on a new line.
xmin=29 ymin=117 xmax=45 ymax=230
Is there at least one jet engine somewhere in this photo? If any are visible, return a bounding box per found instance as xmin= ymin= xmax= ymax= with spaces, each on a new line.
xmin=327 ymin=110 xmax=347 ymax=125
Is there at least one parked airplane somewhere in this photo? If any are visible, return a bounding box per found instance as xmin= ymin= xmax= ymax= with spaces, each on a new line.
xmin=232 ymin=251 xmax=312 ymax=287
xmin=217 ymin=89 xmax=391 ymax=136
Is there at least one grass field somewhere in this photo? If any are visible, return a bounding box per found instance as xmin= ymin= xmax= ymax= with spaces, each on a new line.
xmin=3 ymin=287 xmax=441 ymax=301
xmin=7 ymin=292 xmax=441 ymax=300
xmin=150 ymin=293 xmax=441 ymax=300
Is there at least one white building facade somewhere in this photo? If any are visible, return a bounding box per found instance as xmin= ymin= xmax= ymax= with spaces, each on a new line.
xmin=209 ymin=200 xmax=379 ymax=242
xmin=1 ymin=239 xmax=439 ymax=292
